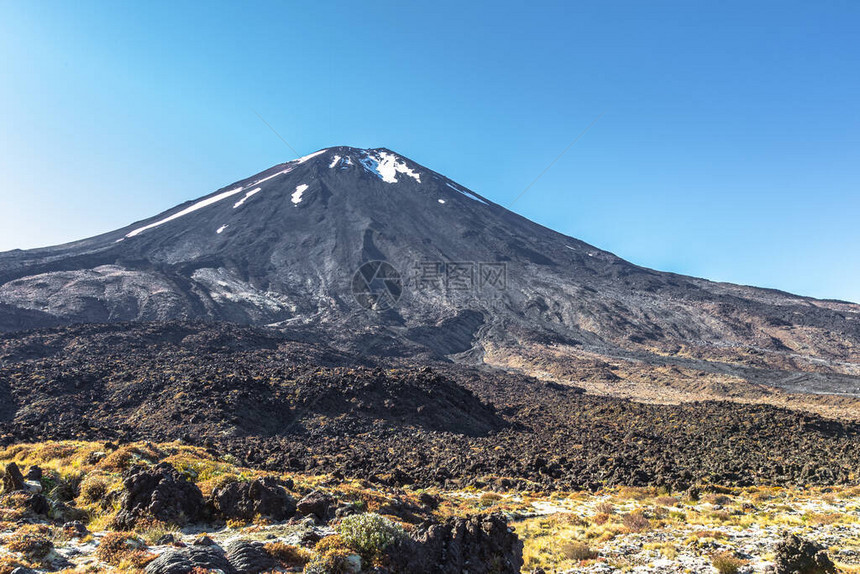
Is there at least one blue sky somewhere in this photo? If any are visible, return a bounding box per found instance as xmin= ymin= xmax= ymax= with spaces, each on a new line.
xmin=1 ymin=1 xmax=858 ymax=302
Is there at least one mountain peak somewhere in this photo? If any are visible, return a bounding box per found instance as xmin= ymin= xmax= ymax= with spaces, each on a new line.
xmin=291 ymin=146 xmax=423 ymax=184
xmin=1 ymin=146 xmax=859 ymax=401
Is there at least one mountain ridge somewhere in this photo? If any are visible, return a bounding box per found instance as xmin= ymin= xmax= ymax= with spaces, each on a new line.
xmin=1 ymin=146 xmax=858 ymax=400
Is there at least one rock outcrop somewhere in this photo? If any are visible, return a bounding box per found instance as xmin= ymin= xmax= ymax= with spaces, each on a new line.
xmin=210 ymin=476 xmax=296 ymax=522
xmin=771 ymin=533 xmax=837 ymax=574
xmin=144 ymin=546 xmax=236 ymax=574
xmin=296 ymin=491 xmax=334 ymax=522
xmin=114 ymin=463 xmax=205 ymax=529
xmin=386 ymin=513 xmax=523 ymax=574
xmin=224 ymin=540 xmax=277 ymax=574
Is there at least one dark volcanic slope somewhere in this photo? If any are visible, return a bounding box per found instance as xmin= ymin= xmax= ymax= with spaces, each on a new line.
xmin=0 ymin=146 xmax=858 ymax=394
xmin=1 ymin=322 xmax=858 ymax=490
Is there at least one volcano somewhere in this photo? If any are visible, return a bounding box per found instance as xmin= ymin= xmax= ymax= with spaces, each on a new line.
xmin=1 ymin=146 xmax=859 ymax=397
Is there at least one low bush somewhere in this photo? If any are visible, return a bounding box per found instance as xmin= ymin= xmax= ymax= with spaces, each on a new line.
xmin=96 ymin=532 xmax=154 ymax=568
xmin=621 ymin=511 xmax=650 ymax=532
xmin=305 ymin=535 xmax=352 ymax=574
xmin=338 ymin=513 xmax=406 ymax=561
xmin=264 ymin=541 xmax=313 ymax=566
xmin=561 ymin=541 xmax=597 ymax=561
xmin=5 ymin=531 xmax=53 ymax=561
xmin=78 ymin=473 xmax=111 ymax=504
xmin=711 ymin=551 xmax=746 ymax=574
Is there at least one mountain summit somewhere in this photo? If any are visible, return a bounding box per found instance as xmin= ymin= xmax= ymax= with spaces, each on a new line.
xmin=1 ymin=146 xmax=859 ymax=395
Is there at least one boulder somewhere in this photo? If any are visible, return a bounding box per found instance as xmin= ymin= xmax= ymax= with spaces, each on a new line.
xmin=144 ymin=546 xmax=236 ymax=574
xmin=24 ymin=493 xmax=51 ymax=517
xmin=210 ymin=476 xmax=296 ymax=521
xmin=2 ymin=462 xmax=26 ymax=492
xmin=25 ymin=466 xmax=42 ymax=482
xmin=772 ymin=533 xmax=836 ymax=574
xmin=385 ymin=513 xmax=523 ymax=574
xmin=296 ymin=490 xmax=334 ymax=521
xmin=224 ymin=540 xmax=277 ymax=574
xmin=418 ymin=492 xmax=439 ymax=509
xmin=114 ymin=463 xmax=205 ymax=529
xmin=62 ymin=521 xmax=89 ymax=539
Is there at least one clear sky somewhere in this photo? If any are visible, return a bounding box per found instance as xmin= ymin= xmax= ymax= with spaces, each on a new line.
xmin=1 ymin=1 xmax=858 ymax=302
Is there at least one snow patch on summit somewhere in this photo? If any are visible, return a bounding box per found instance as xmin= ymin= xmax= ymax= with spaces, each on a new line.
xmin=358 ymin=151 xmax=421 ymax=184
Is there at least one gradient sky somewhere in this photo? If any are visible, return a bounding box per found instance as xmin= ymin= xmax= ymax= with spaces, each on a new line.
xmin=1 ymin=1 xmax=858 ymax=302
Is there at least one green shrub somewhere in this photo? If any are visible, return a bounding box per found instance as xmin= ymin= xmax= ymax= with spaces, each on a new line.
xmin=337 ymin=513 xmax=406 ymax=560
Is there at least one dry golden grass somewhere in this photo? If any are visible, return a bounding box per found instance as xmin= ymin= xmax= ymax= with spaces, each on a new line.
xmin=95 ymin=532 xmax=154 ymax=568
xmin=264 ymin=541 xmax=313 ymax=566
xmin=621 ymin=511 xmax=651 ymax=532
xmin=4 ymin=531 xmax=53 ymax=561
xmin=711 ymin=551 xmax=746 ymax=574
xmin=0 ymin=555 xmax=37 ymax=574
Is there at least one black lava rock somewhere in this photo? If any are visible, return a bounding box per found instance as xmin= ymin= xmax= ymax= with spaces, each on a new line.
xmin=2 ymin=462 xmax=25 ymax=492
xmin=772 ymin=533 xmax=837 ymax=574
xmin=296 ymin=490 xmax=334 ymax=521
xmin=114 ymin=462 xmax=205 ymax=529
xmin=24 ymin=466 xmax=42 ymax=482
xmin=210 ymin=476 xmax=296 ymax=522
xmin=144 ymin=546 xmax=236 ymax=574
xmin=225 ymin=540 xmax=277 ymax=574
xmin=385 ymin=513 xmax=523 ymax=574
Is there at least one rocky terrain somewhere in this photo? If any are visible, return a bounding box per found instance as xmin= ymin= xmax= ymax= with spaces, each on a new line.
xmin=1 ymin=322 xmax=858 ymax=493
xmin=0 ymin=441 xmax=856 ymax=574
xmin=0 ymin=441 xmax=524 ymax=573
